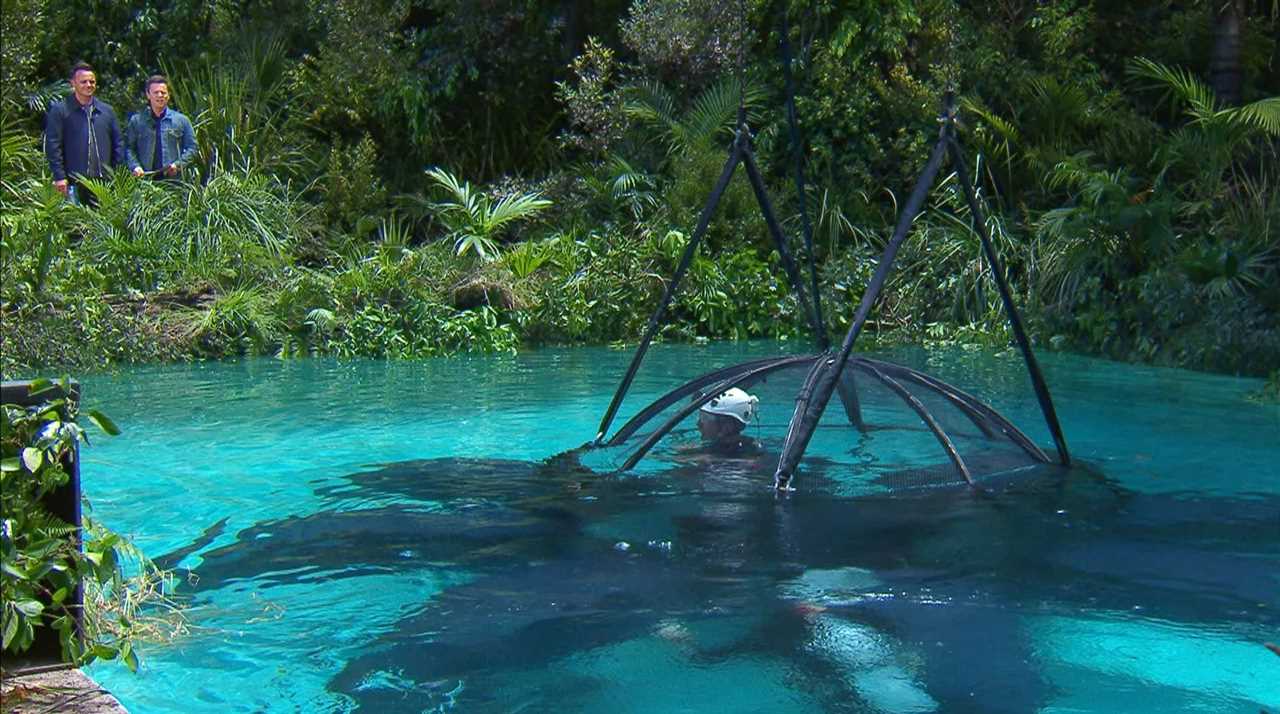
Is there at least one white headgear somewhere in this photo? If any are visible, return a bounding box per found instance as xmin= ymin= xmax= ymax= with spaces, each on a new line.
xmin=699 ymin=388 xmax=759 ymax=425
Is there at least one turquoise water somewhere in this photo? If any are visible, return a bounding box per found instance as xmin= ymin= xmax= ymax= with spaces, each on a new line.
xmin=75 ymin=342 xmax=1279 ymax=713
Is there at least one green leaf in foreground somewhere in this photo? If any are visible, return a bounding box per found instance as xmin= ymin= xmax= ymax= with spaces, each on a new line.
xmin=86 ymin=410 xmax=121 ymax=436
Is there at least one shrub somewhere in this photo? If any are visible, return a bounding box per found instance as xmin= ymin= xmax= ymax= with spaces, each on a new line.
xmin=1 ymin=382 xmax=173 ymax=669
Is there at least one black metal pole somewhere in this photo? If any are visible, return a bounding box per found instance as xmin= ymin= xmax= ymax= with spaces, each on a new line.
xmin=781 ymin=10 xmax=827 ymax=350
xmin=946 ymin=137 xmax=1071 ymax=465
xmin=593 ymin=142 xmax=744 ymax=444
xmin=740 ymin=142 xmax=824 ymax=345
xmin=774 ymin=113 xmax=953 ymax=489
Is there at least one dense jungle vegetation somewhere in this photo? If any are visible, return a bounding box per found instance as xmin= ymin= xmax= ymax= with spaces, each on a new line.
xmin=2 ymin=0 xmax=1278 ymax=378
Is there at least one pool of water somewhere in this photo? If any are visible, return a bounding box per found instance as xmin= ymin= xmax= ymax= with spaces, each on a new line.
xmin=75 ymin=342 xmax=1279 ymax=713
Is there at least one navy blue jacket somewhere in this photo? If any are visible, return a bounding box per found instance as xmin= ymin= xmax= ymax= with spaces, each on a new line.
xmin=44 ymin=95 xmax=125 ymax=181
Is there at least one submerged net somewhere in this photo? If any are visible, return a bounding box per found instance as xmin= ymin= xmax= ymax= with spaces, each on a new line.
xmin=580 ymin=355 xmax=1050 ymax=492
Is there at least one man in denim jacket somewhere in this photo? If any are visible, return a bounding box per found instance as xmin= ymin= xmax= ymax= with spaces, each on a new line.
xmin=125 ymin=74 xmax=197 ymax=180
xmin=44 ymin=61 xmax=125 ymax=204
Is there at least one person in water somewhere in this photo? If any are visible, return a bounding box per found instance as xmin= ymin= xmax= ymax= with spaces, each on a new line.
xmin=695 ymin=387 xmax=762 ymax=457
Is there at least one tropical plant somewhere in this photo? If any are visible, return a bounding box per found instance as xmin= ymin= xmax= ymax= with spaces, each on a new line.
xmin=624 ymin=76 xmax=765 ymax=158
xmin=163 ymin=36 xmax=311 ymax=179
xmin=601 ymin=155 xmax=660 ymax=221
xmin=1 ymin=381 xmax=173 ymax=669
xmin=413 ymin=167 xmax=552 ymax=261
xmin=186 ymin=287 xmax=282 ymax=355
xmin=1127 ymin=57 xmax=1280 ymax=201
xmin=501 ymin=240 xmax=553 ymax=280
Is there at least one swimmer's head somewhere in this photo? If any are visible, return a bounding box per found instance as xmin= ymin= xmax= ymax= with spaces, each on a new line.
xmin=697 ymin=388 xmax=758 ymax=443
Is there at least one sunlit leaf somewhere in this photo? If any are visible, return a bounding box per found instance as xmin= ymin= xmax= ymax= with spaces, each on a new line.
xmin=21 ymin=448 xmax=43 ymax=472
xmin=86 ymin=410 xmax=121 ymax=436
xmin=2 ymin=612 xmax=18 ymax=649
xmin=15 ymin=599 xmax=43 ymax=617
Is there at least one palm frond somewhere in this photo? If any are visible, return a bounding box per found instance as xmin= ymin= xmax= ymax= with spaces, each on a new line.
xmin=1218 ymin=97 xmax=1280 ymax=137
xmin=960 ymin=96 xmax=1021 ymax=145
xmin=502 ymin=240 xmax=552 ymax=279
xmin=681 ymin=77 xmax=752 ymax=150
xmin=623 ymin=80 xmax=678 ymax=131
xmin=425 ymin=167 xmax=474 ymax=209
xmin=483 ymin=192 xmax=551 ymax=233
xmin=1127 ymin=57 xmax=1217 ymax=121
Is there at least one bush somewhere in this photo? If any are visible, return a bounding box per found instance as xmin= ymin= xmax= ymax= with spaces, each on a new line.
xmin=1 ymin=382 xmax=172 ymax=669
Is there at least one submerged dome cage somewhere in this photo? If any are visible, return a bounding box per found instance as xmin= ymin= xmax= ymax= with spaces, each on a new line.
xmin=584 ymin=88 xmax=1070 ymax=491
xmin=581 ymin=354 xmax=1052 ymax=492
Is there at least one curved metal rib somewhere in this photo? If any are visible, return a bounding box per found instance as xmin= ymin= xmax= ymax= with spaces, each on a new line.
xmin=863 ymin=358 xmax=1050 ymax=463
xmin=855 ymin=359 xmax=998 ymax=439
xmin=864 ymin=364 xmax=973 ymax=485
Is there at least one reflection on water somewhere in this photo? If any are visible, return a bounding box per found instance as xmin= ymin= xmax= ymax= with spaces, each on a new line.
xmin=78 ymin=343 xmax=1279 ymax=713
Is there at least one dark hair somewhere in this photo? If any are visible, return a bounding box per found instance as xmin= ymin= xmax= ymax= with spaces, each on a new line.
xmin=69 ymin=61 xmax=95 ymax=79
xmin=144 ymin=74 xmax=169 ymax=95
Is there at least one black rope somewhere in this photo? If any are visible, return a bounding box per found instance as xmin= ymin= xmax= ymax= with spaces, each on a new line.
xmin=593 ymin=141 xmax=744 ymax=444
xmin=781 ymin=9 xmax=827 ymax=351
xmin=946 ymin=136 xmax=1071 ymax=466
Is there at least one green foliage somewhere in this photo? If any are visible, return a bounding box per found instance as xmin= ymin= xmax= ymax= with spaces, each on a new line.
xmin=415 ymin=168 xmax=552 ymax=261
xmin=319 ymin=135 xmax=389 ymax=238
xmin=557 ymin=37 xmax=629 ymax=155
xmin=324 ymin=302 xmax=517 ymax=359
xmin=674 ymin=246 xmax=804 ymax=341
xmin=508 ymin=227 xmax=803 ymax=345
xmin=0 ymin=298 xmax=190 ymax=376
xmin=620 ymin=0 xmax=747 ymax=85
xmin=0 ymin=0 xmax=49 ymax=112
xmin=164 ymin=37 xmax=312 ymax=179
xmin=625 ymin=77 xmax=765 ymax=157
xmin=1 ymin=384 xmax=170 ymax=669
xmin=1023 ymin=55 xmax=1280 ymax=374
xmin=2 ymin=167 xmax=310 ymax=301
xmin=2 ymin=0 xmax=1279 ymax=376
xmin=186 ymin=288 xmax=283 ymax=356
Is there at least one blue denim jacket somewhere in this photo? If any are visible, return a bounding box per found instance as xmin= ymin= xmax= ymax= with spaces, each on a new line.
xmin=125 ymin=108 xmax=197 ymax=173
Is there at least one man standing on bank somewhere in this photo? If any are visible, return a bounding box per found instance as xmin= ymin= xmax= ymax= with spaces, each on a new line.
xmin=125 ymin=75 xmax=197 ymax=180
xmin=44 ymin=61 xmax=125 ymax=205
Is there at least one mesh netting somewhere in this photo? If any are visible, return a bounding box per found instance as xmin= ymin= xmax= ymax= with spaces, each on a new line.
xmin=580 ymin=355 xmax=1049 ymax=492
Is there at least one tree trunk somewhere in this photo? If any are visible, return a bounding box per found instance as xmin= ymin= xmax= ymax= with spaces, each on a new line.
xmin=1209 ymin=0 xmax=1243 ymax=105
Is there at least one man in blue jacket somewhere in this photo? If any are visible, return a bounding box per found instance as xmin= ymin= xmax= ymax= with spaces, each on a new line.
xmin=125 ymin=74 xmax=197 ymax=180
xmin=44 ymin=61 xmax=125 ymax=206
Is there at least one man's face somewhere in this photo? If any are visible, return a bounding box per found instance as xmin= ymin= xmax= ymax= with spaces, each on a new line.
xmin=146 ymin=82 xmax=170 ymax=116
xmin=71 ymin=70 xmax=96 ymax=104
xmin=698 ymin=411 xmax=744 ymax=444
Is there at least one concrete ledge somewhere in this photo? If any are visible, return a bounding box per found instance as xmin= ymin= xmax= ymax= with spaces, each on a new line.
xmin=1 ymin=665 xmax=128 ymax=714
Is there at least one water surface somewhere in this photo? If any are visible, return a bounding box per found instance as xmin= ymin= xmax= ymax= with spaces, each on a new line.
xmin=77 ymin=343 xmax=1279 ymax=713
